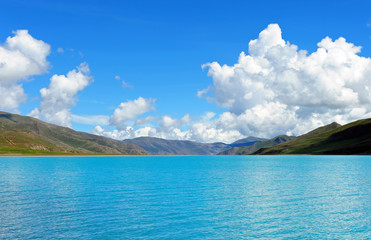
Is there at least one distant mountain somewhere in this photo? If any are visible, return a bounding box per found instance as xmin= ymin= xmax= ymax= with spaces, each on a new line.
xmin=0 ymin=112 xmax=148 ymax=155
xmin=229 ymin=136 xmax=267 ymax=147
xmin=255 ymin=119 xmax=371 ymax=155
xmin=123 ymin=137 xmax=231 ymax=155
xmin=219 ymin=135 xmax=296 ymax=155
xmin=3 ymin=111 xmax=368 ymax=156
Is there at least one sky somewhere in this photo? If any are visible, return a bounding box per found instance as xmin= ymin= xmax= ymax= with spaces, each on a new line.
xmin=1 ymin=0 xmax=371 ymax=143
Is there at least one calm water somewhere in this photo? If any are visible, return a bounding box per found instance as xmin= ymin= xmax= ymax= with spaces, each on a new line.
xmin=0 ymin=156 xmax=370 ymax=239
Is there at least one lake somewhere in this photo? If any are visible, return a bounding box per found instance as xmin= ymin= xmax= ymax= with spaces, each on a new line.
xmin=0 ymin=155 xmax=370 ymax=239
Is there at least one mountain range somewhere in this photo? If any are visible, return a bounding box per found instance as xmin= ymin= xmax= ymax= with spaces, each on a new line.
xmin=219 ymin=135 xmax=296 ymax=155
xmin=0 ymin=111 xmax=370 ymax=155
xmin=0 ymin=112 xmax=147 ymax=155
xmin=123 ymin=136 xmax=266 ymax=155
xmin=254 ymin=119 xmax=371 ymax=155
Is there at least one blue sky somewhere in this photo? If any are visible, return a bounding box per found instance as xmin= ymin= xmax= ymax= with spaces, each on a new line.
xmin=1 ymin=0 xmax=371 ymax=143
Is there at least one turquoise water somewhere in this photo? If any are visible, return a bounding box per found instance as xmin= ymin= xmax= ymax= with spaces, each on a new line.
xmin=0 ymin=156 xmax=370 ymax=239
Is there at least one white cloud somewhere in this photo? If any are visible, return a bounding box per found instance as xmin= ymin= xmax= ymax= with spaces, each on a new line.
xmin=92 ymin=24 xmax=371 ymax=143
xmin=91 ymin=125 xmax=160 ymax=140
xmin=110 ymin=97 xmax=156 ymax=129
xmin=214 ymin=102 xmax=299 ymax=138
xmin=0 ymin=84 xmax=27 ymax=111
xmin=196 ymin=86 xmax=213 ymax=102
xmin=188 ymin=122 xmax=243 ymax=143
xmin=202 ymin=112 xmax=216 ymax=121
xmin=92 ymin=125 xmax=134 ymax=140
xmin=0 ymin=30 xmax=50 ymax=111
xmin=202 ymin=23 xmax=371 ymax=137
xmin=197 ymin=86 xmax=211 ymax=98
xmin=29 ymin=63 xmax=92 ymax=128
xmin=92 ymin=112 xmax=243 ymax=143
xmin=134 ymin=115 xmax=157 ymax=126
xmin=158 ymin=114 xmax=191 ymax=130
xmin=122 ymin=81 xmax=133 ymax=88
xmin=115 ymin=75 xmax=133 ymax=88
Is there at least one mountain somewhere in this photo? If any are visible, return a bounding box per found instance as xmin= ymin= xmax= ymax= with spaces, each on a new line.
xmin=219 ymin=121 xmax=343 ymax=155
xmin=3 ymin=111 xmax=368 ymax=156
xmin=229 ymin=136 xmax=267 ymax=147
xmin=295 ymin=122 xmax=342 ymax=140
xmin=219 ymin=135 xmax=296 ymax=155
xmin=0 ymin=112 xmax=148 ymax=155
xmin=123 ymin=137 xmax=231 ymax=155
xmin=255 ymin=119 xmax=371 ymax=154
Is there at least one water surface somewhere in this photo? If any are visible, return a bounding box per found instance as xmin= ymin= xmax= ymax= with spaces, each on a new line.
xmin=0 ymin=155 xmax=370 ymax=239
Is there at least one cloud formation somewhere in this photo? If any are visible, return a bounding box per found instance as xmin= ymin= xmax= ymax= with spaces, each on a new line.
xmin=110 ymin=97 xmax=156 ymax=129
xmin=29 ymin=63 xmax=92 ymax=127
xmin=93 ymin=24 xmax=371 ymax=143
xmin=200 ymin=23 xmax=371 ymax=137
xmin=0 ymin=30 xmax=50 ymax=111
xmin=92 ymin=112 xmax=244 ymax=143
xmin=158 ymin=114 xmax=191 ymax=130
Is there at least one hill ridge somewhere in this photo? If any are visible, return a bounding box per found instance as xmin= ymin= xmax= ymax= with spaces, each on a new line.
xmin=255 ymin=119 xmax=371 ymax=155
xmin=219 ymin=135 xmax=295 ymax=155
xmin=123 ymin=136 xmax=231 ymax=155
xmin=0 ymin=112 xmax=148 ymax=155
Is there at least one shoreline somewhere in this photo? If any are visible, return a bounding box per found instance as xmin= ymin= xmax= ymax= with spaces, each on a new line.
xmin=0 ymin=154 xmax=370 ymax=157
xmin=0 ymin=154 xmax=213 ymax=157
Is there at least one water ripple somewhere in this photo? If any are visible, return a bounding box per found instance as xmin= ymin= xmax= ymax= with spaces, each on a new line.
xmin=0 ymin=155 xmax=370 ymax=239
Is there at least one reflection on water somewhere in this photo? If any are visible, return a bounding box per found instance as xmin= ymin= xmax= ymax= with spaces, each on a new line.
xmin=0 ymin=155 xmax=370 ymax=239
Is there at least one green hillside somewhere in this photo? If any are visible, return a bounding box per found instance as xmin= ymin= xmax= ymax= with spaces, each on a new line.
xmin=219 ymin=135 xmax=295 ymax=155
xmin=0 ymin=112 xmax=148 ymax=155
xmin=255 ymin=118 xmax=371 ymax=155
xmin=294 ymin=122 xmax=341 ymax=140
xmin=123 ymin=137 xmax=231 ymax=155
xmin=229 ymin=136 xmax=267 ymax=147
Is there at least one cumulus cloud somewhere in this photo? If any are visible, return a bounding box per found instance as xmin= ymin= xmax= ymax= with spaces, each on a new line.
xmin=183 ymin=112 xmax=244 ymax=143
xmin=214 ymin=102 xmax=299 ymax=138
xmin=110 ymin=97 xmax=156 ymax=129
xmin=201 ymin=23 xmax=371 ymax=137
xmin=92 ymin=125 xmax=132 ymax=140
xmin=0 ymin=30 xmax=50 ymax=111
xmin=29 ymin=63 xmax=92 ymax=127
xmin=92 ymin=125 xmax=161 ymax=141
xmin=0 ymin=84 xmax=27 ymax=112
xmin=158 ymin=114 xmax=191 ymax=130
xmin=92 ymin=112 xmax=244 ymax=143
xmin=94 ymin=24 xmax=371 ymax=143
xmin=188 ymin=122 xmax=243 ymax=143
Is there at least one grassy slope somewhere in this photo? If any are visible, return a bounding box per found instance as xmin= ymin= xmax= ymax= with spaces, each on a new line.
xmin=229 ymin=136 xmax=268 ymax=147
xmin=123 ymin=137 xmax=231 ymax=155
xmin=219 ymin=135 xmax=296 ymax=155
xmin=0 ymin=112 xmax=148 ymax=155
xmin=256 ymin=119 xmax=371 ymax=155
